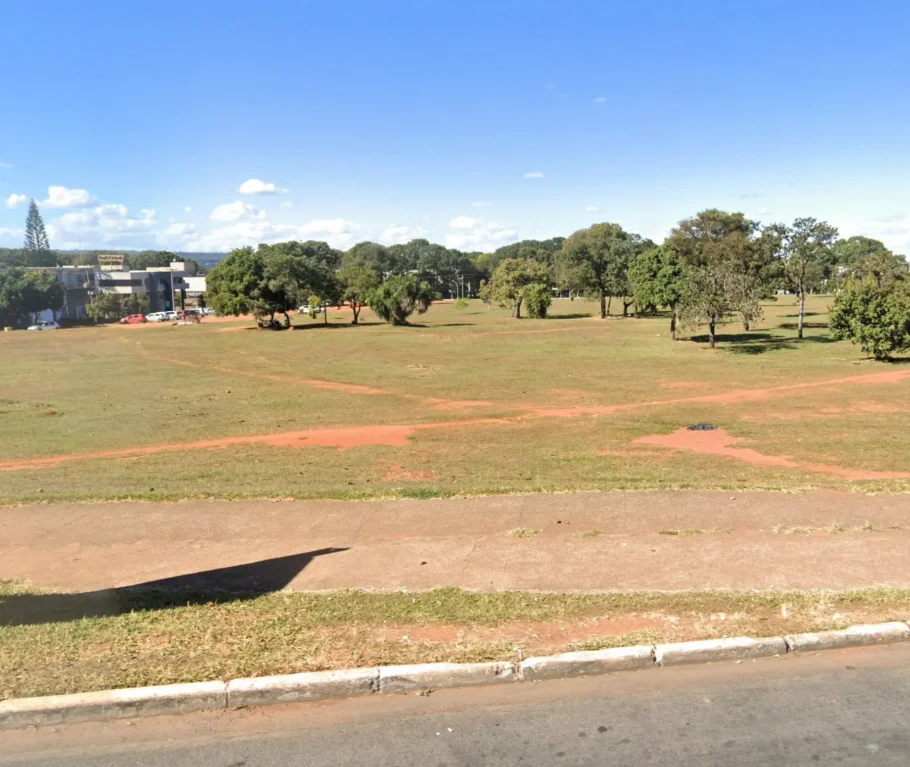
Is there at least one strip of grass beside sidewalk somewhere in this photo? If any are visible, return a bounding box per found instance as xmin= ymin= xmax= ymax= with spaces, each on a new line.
xmin=3 ymin=581 xmax=910 ymax=700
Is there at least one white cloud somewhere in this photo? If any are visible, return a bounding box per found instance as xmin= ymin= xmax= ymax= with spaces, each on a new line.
xmin=449 ymin=215 xmax=476 ymax=229
xmin=180 ymin=218 xmax=361 ymax=252
xmin=184 ymin=206 xmax=192 ymax=213
xmin=47 ymin=204 xmax=157 ymax=247
xmin=210 ymin=201 xmax=266 ymax=222
xmin=471 ymin=201 xmax=491 ymax=207
xmin=445 ymin=217 xmax=518 ymax=251
xmin=279 ymin=200 xmax=295 ymax=209
xmin=0 ymin=227 xmax=22 ymax=239
xmin=594 ymin=96 xmax=606 ymax=104
xmin=524 ymin=171 xmax=544 ymax=179
xmin=585 ymin=205 xmax=599 ymax=212
xmin=238 ymin=178 xmax=289 ymax=195
xmin=42 ymin=185 xmax=97 ymax=208
xmin=379 ymin=224 xmax=426 ymax=245
xmin=0 ymin=161 xmax=11 ymax=169
xmin=757 ymin=207 xmax=772 ymax=216
xmin=6 ymin=193 xmax=27 ymax=209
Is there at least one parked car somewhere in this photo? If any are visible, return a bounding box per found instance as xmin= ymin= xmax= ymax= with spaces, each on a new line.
xmin=164 ymin=311 xmax=179 ymax=321
xmin=199 ymin=307 xmax=215 ymax=316
xmin=146 ymin=312 xmax=168 ymax=322
xmin=119 ymin=314 xmax=147 ymax=324
xmin=26 ymin=320 xmax=60 ymax=331
xmin=298 ymin=304 xmax=324 ymax=314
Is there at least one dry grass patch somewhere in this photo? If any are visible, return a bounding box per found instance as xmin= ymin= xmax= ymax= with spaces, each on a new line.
xmin=3 ymin=581 xmax=910 ymax=699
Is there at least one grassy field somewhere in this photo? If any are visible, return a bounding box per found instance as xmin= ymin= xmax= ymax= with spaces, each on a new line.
xmin=3 ymin=579 xmax=910 ymax=698
xmin=1 ymin=295 xmax=909 ymax=503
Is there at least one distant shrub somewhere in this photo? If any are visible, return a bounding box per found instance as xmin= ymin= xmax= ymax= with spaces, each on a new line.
xmin=829 ymin=279 xmax=910 ymax=360
xmin=522 ymin=283 xmax=552 ymax=319
xmin=454 ymin=297 xmax=470 ymax=310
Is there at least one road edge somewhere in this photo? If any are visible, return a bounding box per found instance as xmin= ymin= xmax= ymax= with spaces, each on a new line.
xmin=2 ymin=621 xmax=908 ymax=729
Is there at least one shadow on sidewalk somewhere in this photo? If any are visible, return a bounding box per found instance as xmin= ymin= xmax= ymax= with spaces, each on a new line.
xmin=0 ymin=548 xmax=348 ymax=627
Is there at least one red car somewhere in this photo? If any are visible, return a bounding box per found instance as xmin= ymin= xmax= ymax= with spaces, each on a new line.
xmin=120 ymin=314 xmax=147 ymax=324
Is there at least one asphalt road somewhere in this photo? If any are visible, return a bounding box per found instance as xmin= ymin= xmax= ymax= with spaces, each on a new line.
xmin=5 ymin=645 xmax=910 ymax=766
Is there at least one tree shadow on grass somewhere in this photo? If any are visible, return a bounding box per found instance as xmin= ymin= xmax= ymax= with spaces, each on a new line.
xmin=778 ymin=321 xmax=829 ymax=330
xmin=780 ymin=312 xmax=823 ymax=318
xmin=689 ymin=332 xmax=838 ymax=355
xmin=290 ymin=321 xmax=386 ymax=330
xmin=0 ymin=548 xmax=348 ymax=627
xmin=547 ymin=313 xmax=596 ymax=320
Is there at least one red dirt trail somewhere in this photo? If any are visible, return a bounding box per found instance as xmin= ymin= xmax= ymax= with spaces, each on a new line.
xmin=2 ymin=367 xmax=908 ymax=473
xmin=0 ymin=418 xmax=509 ymax=472
xmin=636 ymin=427 xmax=910 ymax=481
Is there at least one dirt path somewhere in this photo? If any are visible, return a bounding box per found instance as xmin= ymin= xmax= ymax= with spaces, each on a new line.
xmin=3 ymin=491 xmax=909 ymax=593
xmin=3 ymin=365 xmax=909 ymax=473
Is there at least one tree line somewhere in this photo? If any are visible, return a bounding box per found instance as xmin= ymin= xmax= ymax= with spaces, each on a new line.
xmin=207 ymin=208 xmax=909 ymax=357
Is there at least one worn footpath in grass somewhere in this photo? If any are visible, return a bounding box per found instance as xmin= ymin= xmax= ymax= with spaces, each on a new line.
xmin=3 ymin=580 xmax=910 ymax=699
xmin=1 ymin=296 xmax=909 ymax=503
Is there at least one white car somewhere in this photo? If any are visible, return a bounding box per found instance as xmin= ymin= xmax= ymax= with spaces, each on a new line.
xmin=27 ymin=320 xmax=60 ymax=331
xmin=164 ymin=311 xmax=179 ymax=321
xmin=146 ymin=312 xmax=169 ymax=322
xmin=298 ymin=304 xmax=324 ymax=314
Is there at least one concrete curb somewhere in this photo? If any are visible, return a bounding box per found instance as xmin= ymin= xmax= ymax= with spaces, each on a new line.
xmin=2 ymin=621 xmax=908 ymax=730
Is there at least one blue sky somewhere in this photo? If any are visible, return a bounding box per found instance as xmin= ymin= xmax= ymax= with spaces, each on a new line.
xmin=1 ymin=0 xmax=909 ymax=253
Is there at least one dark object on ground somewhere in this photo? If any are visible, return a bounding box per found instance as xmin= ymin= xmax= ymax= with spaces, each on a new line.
xmin=687 ymin=423 xmax=717 ymax=431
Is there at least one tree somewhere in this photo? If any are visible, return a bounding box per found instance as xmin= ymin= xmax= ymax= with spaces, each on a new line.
xmin=522 ymin=283 xmax=552 ymax=318
xmin=0 ymin=268 xmax=64 ymax=326
xmin=337 ymin=255 xmax=380 ymax=324
xmin=629 ymin=246 xmax=685 ymax=339
xmin=556 ymin=223 xmax=642 ymax=318
xmin=206 ymin=242 xmax=339 ymax=326
xmin=22 ymin=200 xmax=56 ymax=267
xmin=368 ymin=274 xmax=434 ymax=325
xmin=486 ymin=258 xmax=549 ymax=318
xmin=772 ymin=218 xmax=839 ymax=339
xmin=121 ymin=293 xmax=150 ymax=315
xmin=829 ymin=279 xmax=910 ymax=360
xmin=669 ymin=210 xmax=757 ymax=348
xmin=206 ymin=247 xmax=266 ymax=318
xmin=86 ymin=292 xmax=124 ymax=323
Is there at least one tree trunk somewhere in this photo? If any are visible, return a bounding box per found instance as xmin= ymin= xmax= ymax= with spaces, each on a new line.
xmin=323 ymin=307 xmax=328 ymax=324
xmin=282 ymin=311 xmax=291 ymax=327
xmin=622 ymin=299 xmax=633 ymax=317
xmin=513 ymin=299 xmax=522 ymax=319
xmin=708 ymin=319 xmax=716 ymax=349
xmin=742 ymin=319 xmax=750 ymax=331
xmin=798 ymin=290 xmax=806 ymax=339
xmin=351 ymin=302 xmax=360 ymax=325
xmin=670 ymin=312 xmax=677 ymax=341
xmin=599 ymin=293 xmax=606 ymax=319
xmin=606 ymin=296 xmax=612 ymax=316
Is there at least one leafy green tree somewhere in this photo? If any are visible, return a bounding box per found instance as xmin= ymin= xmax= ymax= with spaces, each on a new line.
xmin=22 ymin=200 xmax=56 ymax=267
xmin=86 ymin=292 xmax=124 ymax=323
xmin=847 ymin=249 xmax=908 ymax=287
xmin=206 ymin=247 xmax=266 ymax=317
xmin=556 ymin=223 xmax=642 ymax=318
xmin=522 ymin=283 xmax=552 ymax=318
xmin=629 ymin=246 xmax=685 ymax=339
xmin=831 ymin=236 xmax=890 ymax=268
xmin=121 ymin=293 xmax=150 ymax=315
xmin=669 ymin=210 xmax=757 ymax=348
xmin=0 ymin=268 xmax=65 ymax=325
xmin=829 ymin=279 xmax=910 ymax=360
xmin=368 ymin=274 xmax=434 ymax=325
xmin=486 ymin=258 xmax=549 ymax=318
xmin=337 ymin=254 xmax=380 ymax=324
xmin=492 ymin=238 xmax=565 ymax=268
xmin=207 ymin=242 xmax=339 ymax=326
xmin=127 ymin=251 xmax=178 ymax=270
xmin=770 ymin=218 xmax=839 ymax=339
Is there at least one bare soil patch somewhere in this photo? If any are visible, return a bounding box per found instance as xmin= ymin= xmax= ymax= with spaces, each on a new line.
xmin=636 ymin=427 xmax=910 ymax=481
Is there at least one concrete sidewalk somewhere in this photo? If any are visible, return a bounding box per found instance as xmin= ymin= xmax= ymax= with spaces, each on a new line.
xmin=2 ymin=491 xmax=909 ymax=592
